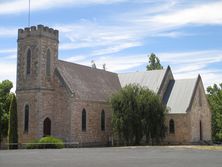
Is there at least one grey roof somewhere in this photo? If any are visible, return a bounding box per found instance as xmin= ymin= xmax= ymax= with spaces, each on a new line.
xmin=163 ymin=78 xmax=198 ymax=113
xmin=56 ymin=60 xmax=121 ymax=102
xmin=118 ymin=69 xmax=167 ymax=93
xmin=56 ymin=59 xmax=200 ymax=114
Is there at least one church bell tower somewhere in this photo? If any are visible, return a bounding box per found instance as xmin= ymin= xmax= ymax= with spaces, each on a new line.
xmin=16 ymin=25 xmax=59 ymax=142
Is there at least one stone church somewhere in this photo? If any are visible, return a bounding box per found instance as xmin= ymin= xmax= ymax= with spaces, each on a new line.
xmin=16 ymin=25 xmax=212 ymax=145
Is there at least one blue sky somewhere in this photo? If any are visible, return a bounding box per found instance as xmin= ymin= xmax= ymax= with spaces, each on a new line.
xmin=0 ymin=0 xmax=222 ymax=91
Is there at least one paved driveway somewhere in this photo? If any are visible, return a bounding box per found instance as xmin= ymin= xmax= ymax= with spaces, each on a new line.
xmin=0 ymin=146 xmax=222 ymax=167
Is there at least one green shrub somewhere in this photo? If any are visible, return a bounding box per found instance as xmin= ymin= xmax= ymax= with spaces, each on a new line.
xmin=26 ymin=139 xmax=39 ymax=149
xmin=38 ymin=136 xmax=64 ymax=149
xmin=26 ymin=136 xmax=64 ymax=149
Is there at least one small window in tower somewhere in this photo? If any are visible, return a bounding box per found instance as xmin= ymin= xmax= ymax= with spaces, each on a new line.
xmin=82 ymin=109 xmax=86 ymax=132
xmin=46 ymin=49 xmax=51 ymax=76
xmin=169 ymin=119 xmax=175 ymax=134
xmin=101 ymin=110 xmax=105 ymax=131
xmin=24 ymin=105 xmax=29 ymax=133
xmin=26 ymin=48 xmax=31 ymax=75
xmin=199 ymin=88 xmax=202 ymax=107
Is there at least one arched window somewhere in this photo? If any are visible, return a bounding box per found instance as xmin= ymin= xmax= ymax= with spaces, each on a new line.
xmin=46 ymin=49 xmax=51 ymax=76
xmin=101 ymin=110 xmax=105 ymax=131
xmin=199 ymin=88 xmax=202 ymax=107
xmin=82 ymin=109 xmax=86 ymax=132
xmin=43 ymin=117 xmax=51 ymax=136
xmin=169 ymin=119 xmax=175 ymax=134
xmin=24 ymin=105 xmax=29 ymax=133
xmin=26 ymin=48 xmax=31 ymax=75
xmin=200 ymin=120 xmax=202 ymax=141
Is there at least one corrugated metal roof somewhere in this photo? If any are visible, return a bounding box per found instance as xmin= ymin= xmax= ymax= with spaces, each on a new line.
xmin=163 ymin=78 xmax=198 ymax=113
xmin=118 ymin=69 xmax=167 ymax=93
xmin=57 ymin=60 xmax=121 ymax=102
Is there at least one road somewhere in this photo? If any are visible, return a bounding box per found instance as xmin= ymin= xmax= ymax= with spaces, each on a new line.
xmin=0 ymin=146 xmax=222 ymax=167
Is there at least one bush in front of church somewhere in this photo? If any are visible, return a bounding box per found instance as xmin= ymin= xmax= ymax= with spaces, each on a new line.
xmin=26 ymin=136 xmax=64 ymax=149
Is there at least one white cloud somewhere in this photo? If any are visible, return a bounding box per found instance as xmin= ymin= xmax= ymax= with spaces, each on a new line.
xmin=57 ymin=21 xmax=142 ymax=54
xmin=0 ymin=62 xmax=16 ymax=92
xmin=91 ymin=42 xmax=142 ymax=56
xmin=0 ymin=0 xmax=127 ymax=15
xmin=64 ymin=55 xmax=86 ymax=62
xmin=134 ymin=1 xmax=222 ymax=29
xmin=0 ymin=27 xmax=17 ymax=37
xmin=0 ymin=48 xmax=16 ymax=54
xmin=64 ymin=54 xmax=147 ymax=72
xmin=56 ymin=1 xmax=222 ymax=57
xmin=153 ymin=1 xmax=222 ymax=26
xmin=157 ymin=50 xmax=222 ymax=87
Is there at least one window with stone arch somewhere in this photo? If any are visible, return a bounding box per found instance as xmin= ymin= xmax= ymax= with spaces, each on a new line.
xmin=24 ymin=105 xmax=29 ymax=133
xmin=26 ymin=48 xmax=31 ymax=75
xmin=169 ymin=119 xmax=175 ymax=134
xmin=199 ymin=88 xmax=202 ymax=107
xmin=46 ymin=49 xmax=51 ymax=76
xmin=82 ymin=109 xmax=86 ymax=132
xmin=101 ymin=110 xmax=105 ymax=131
xmin=43 ymin=117 xmax=51 ymax=137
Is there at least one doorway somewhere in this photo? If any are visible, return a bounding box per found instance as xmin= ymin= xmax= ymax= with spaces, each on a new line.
xmin=43 ymin=117 xmax=51 ymax=136
xmin=200 ymin=120 xmax=203 ymax=141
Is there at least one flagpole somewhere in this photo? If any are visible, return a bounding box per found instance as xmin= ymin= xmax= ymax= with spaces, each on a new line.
xmin=28 ymin=0 xmax=30 ymax=27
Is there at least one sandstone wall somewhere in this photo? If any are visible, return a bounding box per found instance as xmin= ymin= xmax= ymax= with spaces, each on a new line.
xmin=17 ymin=91 xmax=39 ymax=143
xmin=70 ymin=100 xmax=112 ymax=145
xmin=164 ymin=114 xmax=190 ymax=144
xmin=189 ymin=78 xmax=212 ymax=142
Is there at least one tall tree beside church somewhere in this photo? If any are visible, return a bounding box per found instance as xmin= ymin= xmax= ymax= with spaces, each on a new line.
xmin=146 ymin=53 xmax=163 ymax=71
xmin=111 ymin=84 xmax=166 ymax=145
xmin=8 ymin=93 xmax=18 ymax=149
xmin=0 ymin=80 xmax=13 ymax=144
xmin=207 ymin=83 xmax=222 ymax=141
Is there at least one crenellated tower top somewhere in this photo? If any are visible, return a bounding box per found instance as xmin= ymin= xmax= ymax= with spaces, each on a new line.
xmin=18 ymin=25 xmax=59 ymax=41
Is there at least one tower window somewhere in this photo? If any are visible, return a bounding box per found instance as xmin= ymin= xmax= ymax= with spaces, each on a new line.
xmin=26 ymin=48 xmax=31 ymax=75
xmin=199 ymin=88 xmax=202 ymax=107
xmin=46 ymin=49 xmax=51 ymax=76
xmin=43 ymin=117 xmax=51 ymax=137
xmin=169 ymin=119 xmax=175 ymax=134
xmin=24 ymin=105 xmax=29 ymax=133
xmin=82 ymin=109 xmax=86 ymax=132
xmin=101 ymin=110 xmax=105 ymax=131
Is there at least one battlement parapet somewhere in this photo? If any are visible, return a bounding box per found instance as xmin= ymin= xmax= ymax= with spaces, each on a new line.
xmin=18 ymin=25 xmax=59 ymax=41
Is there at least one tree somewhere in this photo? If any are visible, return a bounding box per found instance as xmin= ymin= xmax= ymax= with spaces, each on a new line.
xmin=8 ymin=93 xmax=18 ymax=149
xmin=0 ymin=80 xmax=13 ymax=144
xmin=111 ymin=84 xmax=166 ymax=145
xmin=146 ymin=53 xmax=163 ymax=71
xmin=207 ymin=83 xmax=222 ymax=141
xmin=138 ymin=88 xmax=166 ymax=144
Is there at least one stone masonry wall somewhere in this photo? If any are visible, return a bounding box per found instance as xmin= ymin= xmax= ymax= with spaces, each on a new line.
xmin=189 ymin=78 xmax=212 ymax=142
xmin=17 ymin=91 xmax=40 ymax=143
xmin=70 ymin=100 xmax=112 ymax=145
xmin=164 ymin=114 xmax=190 ymax=144
xmin=52 ymin=73 xmax=72 ymax=142
xmin=17 ymin=25 xmax=58 ymax=91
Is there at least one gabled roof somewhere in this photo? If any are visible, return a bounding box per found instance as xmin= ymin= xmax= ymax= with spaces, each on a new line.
xmin=56 ymin=59 xmax=201 ymax=114
xmin=118 ymin=68 xmax=168 ymax=93
xmin=56 ymin=60 xmax=121 ymax=102
xmin=163 ymin=77 xmax=199 ymax=113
